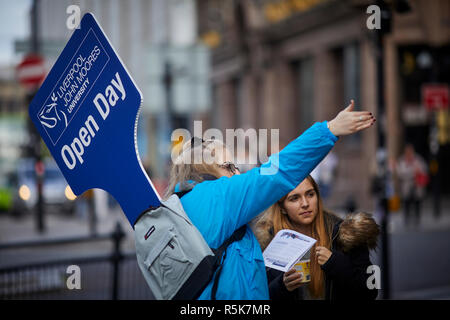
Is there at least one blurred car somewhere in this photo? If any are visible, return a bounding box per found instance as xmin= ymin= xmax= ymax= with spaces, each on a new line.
xmin=0 ymin=175 xmax=13 ymax=213
xmin=9 ymin=158 xmax=77 ymax=216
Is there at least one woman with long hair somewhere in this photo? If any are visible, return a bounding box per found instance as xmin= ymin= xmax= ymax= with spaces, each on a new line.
xmin=254 ymin=175 xmax=380 ymax=300
xmin=163 ymin=101 xmax=375 ymax=299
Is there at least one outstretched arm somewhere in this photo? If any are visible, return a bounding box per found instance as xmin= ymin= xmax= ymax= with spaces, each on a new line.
xmin=188 ymin=101 xmax=375 ymax=243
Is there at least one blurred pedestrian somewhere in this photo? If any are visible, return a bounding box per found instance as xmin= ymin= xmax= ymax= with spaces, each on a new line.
xmin=254 ymin=175 xmax=380 ymax=300
xmin=396 ymin=144 xmax=428 ymax=227
xmin=162 ymin=100 xmax=375 ymax=299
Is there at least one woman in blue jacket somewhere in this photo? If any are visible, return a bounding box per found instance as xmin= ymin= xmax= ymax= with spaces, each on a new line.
xmin=165 ymin=100 xmax=375 ymax=299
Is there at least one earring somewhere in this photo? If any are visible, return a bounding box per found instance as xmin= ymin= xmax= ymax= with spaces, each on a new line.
xmin=280 ymin=208 xmax=287 ymax=215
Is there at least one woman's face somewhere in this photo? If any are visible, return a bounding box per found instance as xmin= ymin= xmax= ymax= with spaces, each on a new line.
xmin=282 ymin=178 xmax=319 ymax=227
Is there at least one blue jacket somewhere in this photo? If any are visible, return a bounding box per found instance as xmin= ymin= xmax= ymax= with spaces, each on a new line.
xmin=179 ymin=122 xmax=338 ymax=299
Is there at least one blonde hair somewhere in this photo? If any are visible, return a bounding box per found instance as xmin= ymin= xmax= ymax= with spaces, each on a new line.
xmin=255 ymin=175 xmax=334 ymax=299
xmin=164 ymin=138 xmax=232 ymax=199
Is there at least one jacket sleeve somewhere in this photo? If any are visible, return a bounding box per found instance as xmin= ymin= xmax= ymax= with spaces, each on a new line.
xmin=321 ymin=246 xmax=378 ymax=300
xmin=207 ymin=121 xmax=338 ymax=241
xmin=267 ymin=268 xmax=299 ymax=301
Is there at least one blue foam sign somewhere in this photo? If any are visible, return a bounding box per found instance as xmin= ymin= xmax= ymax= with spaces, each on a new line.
xmin=29 ymin=13 xmax=160 ymax=225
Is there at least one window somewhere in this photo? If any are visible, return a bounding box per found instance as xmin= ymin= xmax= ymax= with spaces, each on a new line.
xmin=343 ymin=42 xmax=361 ymax=107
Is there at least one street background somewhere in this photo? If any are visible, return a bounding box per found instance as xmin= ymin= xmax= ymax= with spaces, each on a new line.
xmin=0 ymin=0 xmax=449 ymax=300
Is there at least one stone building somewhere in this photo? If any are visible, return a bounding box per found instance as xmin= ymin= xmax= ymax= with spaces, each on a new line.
xmin=196 ymin=0 xmax=450 ymax=210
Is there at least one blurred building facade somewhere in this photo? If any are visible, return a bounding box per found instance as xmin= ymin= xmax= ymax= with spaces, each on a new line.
xmin=383 ymin=0 xmax=450 ymax=200
xmin=197 ymin=0 xmax=450 ymax=210
xmin=9 ymin=0 xmax=450 ymax=210
xmin=24 ymin=0 xmax=159 ymax=173
xmin=16 ymin=0 xmax=207 ymax=195
xmin=0 ymin=66 xmax=28 ymax=176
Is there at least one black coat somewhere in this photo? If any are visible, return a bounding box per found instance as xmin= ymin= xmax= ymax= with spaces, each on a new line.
xmin=266 ymin=214 xmax=379 ymax=301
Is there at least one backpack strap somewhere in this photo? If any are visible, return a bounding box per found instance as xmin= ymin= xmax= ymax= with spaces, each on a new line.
xmin=175 ymin=183 xmax=247 ymax=300
xmin=172 ymin=224 xmax=245 ymax=301
xmin=133 ymin=188 xmax=193 ymax=228
xmin=174 ymin=189 xmax=192 ymax=198
xmin=133 ymin=204 xmax=160 ymax=228
xmin=210 ymin=225 xmax=247 ymax=300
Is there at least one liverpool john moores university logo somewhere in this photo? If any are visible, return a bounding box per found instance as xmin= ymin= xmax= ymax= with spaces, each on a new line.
xmin=37 ymin=28 xmax=110 ymax=146
xmin=39 ymin=92 xmax=68 ymax=129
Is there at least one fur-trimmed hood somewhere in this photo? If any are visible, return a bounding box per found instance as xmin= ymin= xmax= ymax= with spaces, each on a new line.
xmin=253 ymin=211 xmax=380 ymax=253
xmin=335 ymin=212 xmax=380 ymax=252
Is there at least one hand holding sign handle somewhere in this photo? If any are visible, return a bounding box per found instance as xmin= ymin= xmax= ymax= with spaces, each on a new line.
xmin=28 ymin=13 xmax=160 ymax=226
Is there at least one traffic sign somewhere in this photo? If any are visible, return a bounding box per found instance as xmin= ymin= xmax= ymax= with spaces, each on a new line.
xmin=17 ymin=54 xmax=46 ymax=89
xmin=422 ymin=84 xmax=449 ymax=111
xmin=28 ymin=13 xmax=160 ymax=225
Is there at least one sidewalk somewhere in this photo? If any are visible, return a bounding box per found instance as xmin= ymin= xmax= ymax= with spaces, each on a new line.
xmin=386 ymin=196 xmax=450 ymax=235
xmin=331 ymin=195 xmax=450 ymax=235
xmin=369 ymin=196 xmax=450 ymax=300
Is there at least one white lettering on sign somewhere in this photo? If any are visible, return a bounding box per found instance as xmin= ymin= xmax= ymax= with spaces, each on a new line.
xmin=58 ymin=46 xmax=100 ymax=109
xmin=93 ymin=72 xmax=126 ymax=120
xmin=60 ymin=72 xmax=126 ymax=170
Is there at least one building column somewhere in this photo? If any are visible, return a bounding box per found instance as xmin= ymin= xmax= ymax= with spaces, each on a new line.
xmin=216 ymin=80 xmax=236 ymax=132
xmin=361 ymin=38 xmax=378 ymax=209
xmin=261 ymin=67 xmax=276 ymax=130
xmin=239 ymin=74 xmax=258 ymax=130
xmin=313 ymin=48 xmax=341 ymax=123
xmin=276 ymin=60 xmax=297 ymax=146
xmin=384 ymin=35 xmax=401 ymax=160
xmin=259 ymin=57 xmax=297 ymax=148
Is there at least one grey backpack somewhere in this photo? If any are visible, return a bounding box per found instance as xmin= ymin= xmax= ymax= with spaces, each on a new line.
xmin=133 ymin=189 xmax=246 ymax=300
